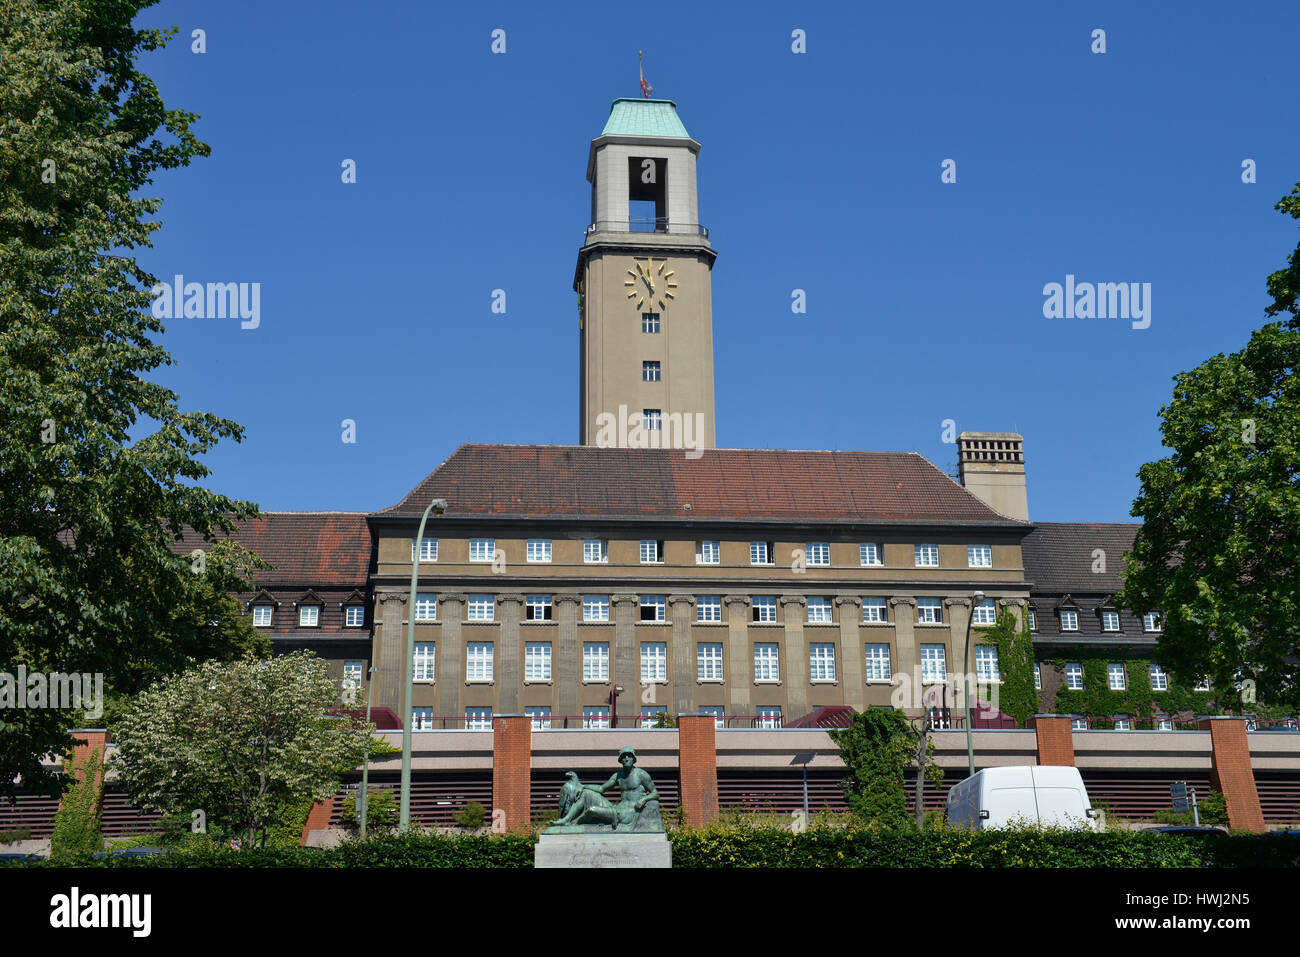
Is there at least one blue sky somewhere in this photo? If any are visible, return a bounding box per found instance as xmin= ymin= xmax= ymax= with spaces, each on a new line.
xmin=131 ymin=0 xmax=1300 ymax=521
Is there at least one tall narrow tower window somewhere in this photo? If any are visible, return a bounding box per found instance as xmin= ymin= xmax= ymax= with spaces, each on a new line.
xmin=641 ymin=313 xmax=660 ymax=334
xmin=642 ymin=361 xmax=661 ymax=382
xmin=642 ymin=410 xmax=662 ymax=431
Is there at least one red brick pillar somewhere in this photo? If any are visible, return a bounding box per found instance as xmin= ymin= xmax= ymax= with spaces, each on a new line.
xmin=61 ymin=729 xmax=108 ymax=815
xmin=677 ymin=714 xmax=719 ymax=828
xmin=1028 ymin=715 xmax=1076 ymax=766
xmin=1198 ymin=717 xmax=1265 ymax=833
xmin=299 ymin=796 xmax=336 ymax=845
xmin=492 ymin=715 xmax=532 ymax=833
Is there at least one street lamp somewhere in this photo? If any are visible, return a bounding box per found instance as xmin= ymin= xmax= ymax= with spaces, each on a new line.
xmin=400 ymin=497 xmax=447 ymax=832
xmin=358 ymin=663 xmax=376 ymax=838
xmin=962 ymin=590 xmax=986 ymax=778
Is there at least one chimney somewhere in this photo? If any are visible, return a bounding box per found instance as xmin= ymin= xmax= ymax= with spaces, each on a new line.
xmin=957 ymin=432 xmax=1029 ymax=521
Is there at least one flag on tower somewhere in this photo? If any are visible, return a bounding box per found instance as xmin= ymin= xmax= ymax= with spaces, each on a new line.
xmin=639 ymin=51 xmax=653 ymax=98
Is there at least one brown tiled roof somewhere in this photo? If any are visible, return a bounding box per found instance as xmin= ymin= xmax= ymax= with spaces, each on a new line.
xmin=1021 ymin=522 xmax=1140 ymax=593
xmin=378 ymin=444 xmax=1025 ymax=525
xmin=176 ymin=512 xmax=372 ymax=586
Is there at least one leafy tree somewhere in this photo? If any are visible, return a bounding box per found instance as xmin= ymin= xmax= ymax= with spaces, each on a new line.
xmin=828 ymin=708 xmax=913 ymax=828
xmin=1265 ymin=183 xmax=1300 ymax=325
xmin=110 ymin=652 xmax=373 ymax=847
xmin=1118 ymin=183 xmax=1300 ymax=711
xmin=0 ymin=0 xmax=258 ymax=798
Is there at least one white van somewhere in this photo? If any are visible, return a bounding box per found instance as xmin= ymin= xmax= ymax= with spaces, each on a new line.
xmin=945 ymin=766 xmax=1100 ymax=830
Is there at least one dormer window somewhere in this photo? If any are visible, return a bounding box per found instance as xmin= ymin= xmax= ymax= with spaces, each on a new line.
xmin=345 ymin=606 xmax=365 ymax=627
xmin=253 ymin=605 xmax=272 ymax=627
xmin=299 ymin=605 xmax=320 ymax=627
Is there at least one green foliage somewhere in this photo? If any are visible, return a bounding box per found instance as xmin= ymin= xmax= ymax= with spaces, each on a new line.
xmin=0 ymin=0 xmax=258 ymax=799
xmin=111 ymin=651 xmax=374 ymax=847
xmin=451 ymin=800 xmax=487 ymax=829
xmin=978 ymin=610 xmax=1038 ymax=726
xmin=828 ymin=709 xmax=912 ymax=828
xmin=1045 ymin=655 xmax=1215 ymax=722
xmin=1265 ymin=182 xmax=1300 ymax=324
xmin=341 ymin=786 xmax=398 ymax=831
xmin=0 ymin=826 xmax=33 ymax=844
xmin=265 ymin=798 xmax=316 ymax=850
xmin=1154 ymin=789 xmax=1229 ymax=827
xmin=49 ymin=749 xmax=102 ymax=862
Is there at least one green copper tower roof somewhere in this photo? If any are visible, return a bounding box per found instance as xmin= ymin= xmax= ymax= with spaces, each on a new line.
xmin=600 ymin=98 xmax=691 ymax=139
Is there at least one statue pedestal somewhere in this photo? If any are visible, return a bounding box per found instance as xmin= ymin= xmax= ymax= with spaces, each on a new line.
xmin=535 ymin=831 xmax=672 ymax=869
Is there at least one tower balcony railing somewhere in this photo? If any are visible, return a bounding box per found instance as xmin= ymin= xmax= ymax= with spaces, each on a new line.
xmin=585 ymin=219 xmax=709 ymax=239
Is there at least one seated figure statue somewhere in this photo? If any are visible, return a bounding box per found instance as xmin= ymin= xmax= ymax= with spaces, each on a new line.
xmin=551 ymin=747 xmax=663 ymax=831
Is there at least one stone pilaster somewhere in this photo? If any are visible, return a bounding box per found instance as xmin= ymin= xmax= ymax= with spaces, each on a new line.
xmin=669 ymin=594 xmax=696 ymax=715
xmin=724 ymin=595 xmax=752 ymax=714
xmin=889 ymin=597 xmax=918 ymax=716
xmin=436 ymin=593 xmax=466 ymax=718
xmin=613 ymin=594 xmax=639 ymax=694
xmin=945 ymin=597 xmax=973 ymax=710
xmin=496 ymin=593 xmax=525 ymax=713
xmin=780 ymin=595 xmax=808 ymax=718
xmin=554 ymin=594 xmax=581 ymax=719
xmin=377 ymin=592 xmax=407 ymax=713
xmin=835 ymin=596 xmax=864 ymax=711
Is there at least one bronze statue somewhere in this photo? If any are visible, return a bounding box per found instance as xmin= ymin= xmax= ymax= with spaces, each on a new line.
xmin=550 ymin=746 xmax=663 ymax=832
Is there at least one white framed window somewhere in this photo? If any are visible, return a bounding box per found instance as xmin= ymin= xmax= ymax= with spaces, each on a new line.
xmin=697 ymin=540 xmax=720 ymax=564
xmin=975 ymin=646 xmax=1000 ymax=682
xmin=640 ymin=540 xmax=664 ymax=564
xmin=642 ymin=360 xmax=661 ymax=382
xmin=916 ymin=598 xmax=942 ymax=624
xmin=526 ymin=539 xmax=552 ymax=563
xmin=1194 ymin=676 xmax=1211 ymax=692
xmin=466 ymin=642 xmax=493 ymax=682
xmin=968 ymin=545 xmax=992 ymax=568
xmin=862 ymin=598 xmax=887 ymax=623
xmin=920 ymin=644 xmax=946 ymax=683
xmin=641 ymin=312 xmax=660 ymax=333
xmin=754 ymin=643 xmax=780 ymax=682
xmin=524 ymin=642 xmax=551 ymax=682
xmin=583 ymin=642 xmax=610 ymax=682
xmin=697 ymin=643 xmax=724 ymax=681
xmin=525 ymin=706 xmax=551 ymax=730
xmin=469 ymin=538 xmax=495 ymax=562
xmin=699 ymin=705 xmax=725 ymax=729
xmin=583 ymin=706 xmax=610 ymax=729
xmin=749 ymin=542 xmax=773 ymax=565
xmin=1101 ymin=609 xmax=1120 ymax=632
xmin=343 ymin=660 xmax=363 ymax=686
xmin=299 ymin=605 xmax=320 ymax=627
xmin=1156 ymin=716 xmax=1173 ymax=732
xmin=807 ymin=597 xmax=833 ymax=624
xmin=755 ymin=706 xmax=783 ymax=729
xmin=639 ymin=595 xmax=666 ymax=622
xmin=864 ymin=644 xmax=892 ymax=682
xmin=252 ymin=604 xmax=272 ymax=627
xmin=345 ymin=605 xmax=365 ymax=627
xmin=1149 ymin=664 xmax=1168 ymax=691
xmin=583 ymin=595 xmax=610 ymax=622
xmin=1028 ymin=608 xmax=1037 ymax=631
xmin=971 ymin=598 xmax=996 ymax=626
xmin=1060 ymin=608 xmax=1079 ymax=631
xmin=465 ymin=707 xmax=492 ymax=731
xmin=1071 ymin=718 xmax=1088 ymax=731
xmin=696 ymin=596 xmax=722 ymax=623
xmin=414 ymin=593 xmax=437 ymax=621
xmin=525 ymin=594 xmax=553 ymax=621
xmin=413 ymin=642 xmax=436 ymax=682
xmin=583 ymin=539 xmax=608 ymax=563
xmin=412 ymin=707 xmax=434 ymax=731
xmin=806 ymin=543 xmax=830 ymax=566
xmin=641 ymin=706 xmax=667 ymax=729
xmin=641 ymin=642 xmax=667 ymax=683
xmin=859 ymin=543 xmax=883 ymax=566
xmin=467 ymin=594 xmax=494 ymax=622
xmin=1107 ymin=663 xmax=1126 ymax=691
xmin=914 ymin=544 xmax=939 ymax=567
xmin=809 ymin=643 xmax=836 ymax=681
xmin=1034 ymin=663 xmax=1041 ymax=690
xmin=752 ymin=596 xmax=778 ymax=623
xmin=1144 ymin=612 xmax=1162 ymax=632
xmin=1065 ymin=662 xmax=1083 ymax=691
xmin=1113 ymin=717 xmax=1131 ymax=731
xmin=642 ymin=409 xmax=662 ymax=431
xmin=412 ymin=537 xmax=438 ymax=562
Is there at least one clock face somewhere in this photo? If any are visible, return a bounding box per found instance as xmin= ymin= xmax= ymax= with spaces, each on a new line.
xmin=624 ymin=257 xmax=678 ymax=312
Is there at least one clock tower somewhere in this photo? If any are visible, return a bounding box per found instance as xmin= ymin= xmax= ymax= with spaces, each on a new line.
xmin=575 ymin=98 xmax=717 ymax=450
